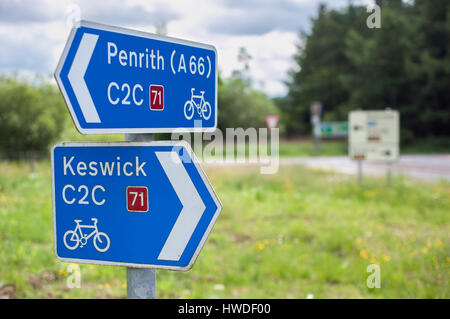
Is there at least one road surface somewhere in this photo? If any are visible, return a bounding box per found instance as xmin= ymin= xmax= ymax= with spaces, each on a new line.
xmin=279 ymin=155 xmax=450 ymax=181
xmin=204 ymin=154 xmax=450 ymax=181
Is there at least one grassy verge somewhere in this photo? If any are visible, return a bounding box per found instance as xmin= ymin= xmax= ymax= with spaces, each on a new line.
xmin=0 ymin=160 xmax=448 ymax=298
xmin=278 ymin=139 xmax=346 ymax=157
xmin=58 ymin=119 xmax=449 ymax=158
xmin=57 ymin=121 xmax=449 ymax=159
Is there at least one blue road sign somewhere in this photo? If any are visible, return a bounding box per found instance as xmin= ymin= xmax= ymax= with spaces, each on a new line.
xmin=55 ymin=20 xmax=217 ymax=134
xmin=51 ymin=142 xmax=222 ymax=270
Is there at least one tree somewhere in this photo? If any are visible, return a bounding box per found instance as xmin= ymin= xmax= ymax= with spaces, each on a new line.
xmin=283 ymin=0 xmax=450 ymax=142
xmin=283 ymin=4 xmax=368 ymax=135
xmin=408 ymin=0 xmax=450 ymax=138
xmin=343 ymin=2 xmax=419 ymax=141
xmin=218 ymin=74 xmax=279 ymax=131
xmin=0 ymin=75 xmax=67 ymax=155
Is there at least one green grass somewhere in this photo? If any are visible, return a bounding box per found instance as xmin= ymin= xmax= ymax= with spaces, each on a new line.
xmin=0 ymin=160 xmax=448 ymax=298
xmin=276 ymin=138 xmax=450 ymax=157
xmin=278 ymin=139 xmax=347 ymax=157
xmin=58 ymin=118 xmax=449 ymax=158
xmin=58 ymin=119 xmax=345 ymax=157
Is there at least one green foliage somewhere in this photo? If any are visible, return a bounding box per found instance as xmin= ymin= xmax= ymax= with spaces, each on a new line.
xmin=0 ymin=75 xmax=67 ymax=154
xmin=218 ymin=75 xmax=279 ymax=130
xmin=283 ymin=1 xmax=450 ymax=142
xmin=0 ymin=161 xmax=448 ymax=298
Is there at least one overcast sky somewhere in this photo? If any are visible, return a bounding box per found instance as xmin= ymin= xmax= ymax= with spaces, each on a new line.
xmin=0 ymin=0 xmax=371 ymax=97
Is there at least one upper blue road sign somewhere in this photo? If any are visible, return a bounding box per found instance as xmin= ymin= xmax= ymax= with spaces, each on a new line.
xmin=54 ymin=20 xmax=217 ymax=134
xmin=51 ymin=142 xmax=222 ymax=270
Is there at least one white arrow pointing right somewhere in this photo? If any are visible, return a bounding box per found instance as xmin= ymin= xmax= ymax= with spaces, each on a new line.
xmin=156 ymin=151 xmax=206 ymax=261
xmin=68 ymin=32 xmax=101 ymax=123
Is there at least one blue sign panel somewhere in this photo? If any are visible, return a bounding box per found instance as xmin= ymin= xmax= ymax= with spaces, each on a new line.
xmin=51 ymin=142 xmax=221 ymax=270
xmin=55 ymin=20 xmax=217 ymax=134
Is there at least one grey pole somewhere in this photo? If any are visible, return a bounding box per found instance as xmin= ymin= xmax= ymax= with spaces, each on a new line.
xmin=357 ymin=160 xmax=363 ymax=186
xmin=313 ymin=120 xmax=321 ymax=155
xmin=124 ymin=133 xmax=156 ymax=299
xmin=386 ymin=162 xmax=392 ymax=186
xmin=314 ymin=135 xmax=321 ymax=155
xmin=126 ymin=267 xmax=156 ymax=299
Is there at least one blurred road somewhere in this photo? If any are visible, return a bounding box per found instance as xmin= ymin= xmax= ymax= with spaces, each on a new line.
xmin=204 ymin=154 xmax=450 ymax=181
xmin=280 ymin=154 xmax=450 ymax=181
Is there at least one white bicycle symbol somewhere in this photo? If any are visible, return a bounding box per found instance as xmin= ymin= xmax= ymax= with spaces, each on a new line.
xmin=184 ymin=88 xmax=212 ymax=120
xmin=63 ymin=218 xmax=110 ymax=253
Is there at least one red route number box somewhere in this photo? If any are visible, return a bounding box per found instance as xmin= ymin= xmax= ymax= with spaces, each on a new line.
xmin=149 ymin=85 xmax=164 ymax=110
xmin=126 ymin=186 xmax=149 ymax=212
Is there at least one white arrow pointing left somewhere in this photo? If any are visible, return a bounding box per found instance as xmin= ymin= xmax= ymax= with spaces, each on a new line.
xmin=68 ymin=33 xmax=101 ymax=123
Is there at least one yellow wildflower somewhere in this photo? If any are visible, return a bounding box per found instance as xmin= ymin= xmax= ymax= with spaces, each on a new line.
xmin=58 ymin=269 xmax=68 ymax=276
xmin=360 ymin=250 xmax=368 ymax=259
xmin=382 ymin=255 xmax=391 ymax=262
xmin=257 ymin=242 xmax=265 ymax=251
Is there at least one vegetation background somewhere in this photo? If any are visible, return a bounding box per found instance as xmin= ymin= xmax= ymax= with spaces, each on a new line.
xmin=1 ymin=0 xmax=448 ymax=156
xmin=0 ymin=0 xmax=448 ymax=299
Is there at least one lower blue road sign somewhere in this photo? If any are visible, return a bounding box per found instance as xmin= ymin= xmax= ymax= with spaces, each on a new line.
xmin=51 ymin=142 xmax=221 ymax=270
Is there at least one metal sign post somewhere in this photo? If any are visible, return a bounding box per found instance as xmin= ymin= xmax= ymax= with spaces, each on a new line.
xmin=357 ymin=160 xmax=363 ymax=186
xmin=127 ymin=267 xmax=156 ymax=299
xmin=125 ymin=133 xmax=155 ymax=299
xmin=313 ymin=122 xmax=321 ymax=155
xmin=386 ymin=162 xmax=392 ymax=186
xmin=310 ymin=102 xmax=322 ymax=155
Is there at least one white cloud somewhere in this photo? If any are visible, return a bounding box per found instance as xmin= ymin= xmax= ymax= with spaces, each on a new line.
xmin=207 ymin=0 xmax=315 ymax=36
xmin=0 ymin=0 xmax=60 ymax=23
xmin=0 ymin=0 xmax=365 ymax=97
xmin=76 ymin=0 xmax=180 ymax=27
xmin=216 ymin=31 xmax=298 ymax=96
